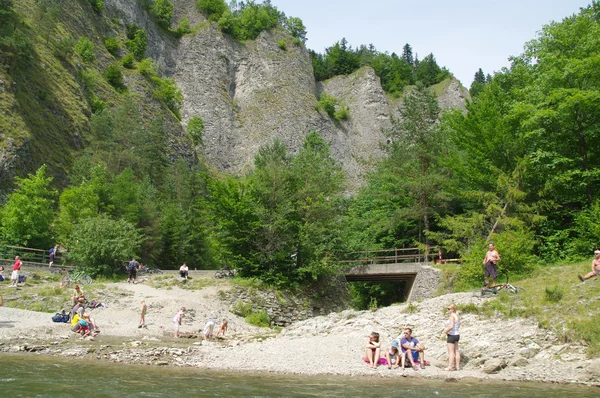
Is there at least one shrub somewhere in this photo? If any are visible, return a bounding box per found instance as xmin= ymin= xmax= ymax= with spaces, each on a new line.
xmin=104 ymin=37 xmax=120 ymax=56
xmin=334 ymin=105 xmax=349 ymax=121
xmin=176 ymin=17 xmax=192 ymax=36
xmin=125 ymin=27 xmax=147 ymax=61
xmin=187 ymin=115 xmax=204 ymax=146
xmin=75 ymin=37 xmax=95 ymax=63
xmin=104 ymin=62 xmax=124 ymax=89
xmin=89 ymin=94 xmax=106 ymax=113
xmin=246 ymin=310 xmax=270 ymax=327
xmin=197 ymin=0 xmax=227 ymax=21
xmin=87 ymin=0 xmax=104 ymax=12
xmin=122 ymin=53 xmax=135 ymax=69
xmin=232 ymin=300 xmax=253 ymax=317
xmin=292 ymin=37 xmax=301 ymax=46
xmin=137 ymin=58 xmax=158 ymax=78
xmin=316 ymin=93 xmax=337 ymax=118
xmin=278 ymin=40 xmax=286 ymax=50
xmin=53 ymin=35 xmax=76 ymax=60
xmin=544 ymin=285 xmax=564 ymax=303
xmin=152 ymin=76 xmax=182 ymax=116
xmin=150 ymin=0 xmax=173 ymax=29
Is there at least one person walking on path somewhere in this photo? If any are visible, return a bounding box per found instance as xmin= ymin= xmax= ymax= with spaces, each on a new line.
xmin=127 ymin=258 xmax=139 ymax=284
xmin=442 ymin=304 xmax=461 ymax=371
xmin=173 ymin=307 xmax=186 ymax=338
xmin=483 ymin=243 xmax=500 ymax=286
xmin=48 ymin=244 xmax=58 ymax=267
xmin=10 ymin=256 xmax=22 ymax=287
xmin=138 ymin=300 xmax=147 ymax=328
xmin=578 ymin=250 xmax=600 ymax=282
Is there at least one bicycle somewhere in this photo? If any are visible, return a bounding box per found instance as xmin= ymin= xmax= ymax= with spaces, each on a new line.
xmin=61 ymin=270 xmax=93 ymax=287
xmin=213 ymin=266 xmax=236 ymax=279
xmin=472 ymin=276 xmax=525 ymax=298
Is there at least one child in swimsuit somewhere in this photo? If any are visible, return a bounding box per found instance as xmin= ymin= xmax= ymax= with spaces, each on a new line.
xmin=139 ymin=300 xmax=147 ymax=328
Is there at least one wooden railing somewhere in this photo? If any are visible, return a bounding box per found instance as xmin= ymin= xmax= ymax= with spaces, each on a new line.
xmin=0 ymin=245 xmax=67 ymax=265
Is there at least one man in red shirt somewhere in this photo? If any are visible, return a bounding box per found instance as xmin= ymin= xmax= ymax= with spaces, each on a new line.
xmin=11 ymin=255 xmax=21 ymax=287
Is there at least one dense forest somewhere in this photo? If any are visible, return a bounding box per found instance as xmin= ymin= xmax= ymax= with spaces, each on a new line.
xmin=1 ymin=1 xmax=599 ymax=308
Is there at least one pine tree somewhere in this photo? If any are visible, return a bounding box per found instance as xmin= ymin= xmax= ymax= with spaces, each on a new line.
xmin=401 ymin=43 xmax=414 ymax=66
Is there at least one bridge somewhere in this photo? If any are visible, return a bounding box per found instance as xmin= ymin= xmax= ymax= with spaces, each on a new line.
xmin=341 ymin=248 xmax=443 ymax=302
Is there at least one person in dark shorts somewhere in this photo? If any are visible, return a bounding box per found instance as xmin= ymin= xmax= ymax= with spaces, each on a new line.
xmin=482 ymin=243 xmax=500 ymax=286
xmin=127 ymin=258 xmax=139 ymax=284
xmin=442 ymin=304 xmax=460 ymax=371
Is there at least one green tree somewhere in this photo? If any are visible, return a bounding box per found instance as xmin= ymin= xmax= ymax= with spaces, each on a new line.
xmin=469 ymin=68 xmax=486 ymax=98
xmin=414 ymin=53 xmax=448 ymax=86
xmin=34 ymin=0 xmax=61 ymax=45
xmin=75 ymin=37 xmax=95 ymax=63
xmin=104 ymin=62 xmax=124 ymax=89
xmin=283 ymin=16 xmax=306 ymax=43
xmin=401 ymin=43 xmax=414 ymax=66
xmin=125 ymin=27 xmax=147 ymax=61
xmin=187 ymin=115 xmax=205 ymax=146
xmin=55 ymin=182 xmax=100 ymax=244
xmin=197 ymin=0 xmax=227 ymax=20
xmin=0 ymin=165 xmax=56 ymax=248
xmin=382 ymin=83 xmax=449 ymax=246
xmin=66 ymin=214 xmax=142 ymax=276
xmin=150 ymin=0 xmax=174 ymax=29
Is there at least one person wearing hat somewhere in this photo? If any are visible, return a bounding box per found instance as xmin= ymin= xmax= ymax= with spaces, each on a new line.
xmin=385 ymin=339 xmax=401 ymax=369
xmin=578 ymin=250 xmax=600 ymax=282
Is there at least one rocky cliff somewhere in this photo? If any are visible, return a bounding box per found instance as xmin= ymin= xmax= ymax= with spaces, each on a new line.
xmin=0 ymin=0 xmax=470 ymax=191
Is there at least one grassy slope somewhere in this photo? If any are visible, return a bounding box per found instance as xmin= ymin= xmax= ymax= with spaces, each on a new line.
xmin=456 ymin=260 xmax=600 ymax=356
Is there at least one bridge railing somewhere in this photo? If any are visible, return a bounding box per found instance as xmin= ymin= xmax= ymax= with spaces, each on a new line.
xmin=0 ymin=245 xmax=67 ymax=265
xmin=339 ymin=247 xmax=438 ymax=266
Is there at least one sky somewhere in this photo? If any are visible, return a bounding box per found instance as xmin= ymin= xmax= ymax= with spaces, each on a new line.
xmin=270 ymin=0 xmax=591 ymax=87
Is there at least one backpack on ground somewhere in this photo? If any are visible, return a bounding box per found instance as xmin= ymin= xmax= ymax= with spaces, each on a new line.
xmin=51 ymin=311 xmax=70 ymax=323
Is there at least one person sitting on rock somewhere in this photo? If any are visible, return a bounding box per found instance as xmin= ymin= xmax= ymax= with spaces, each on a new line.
xmin=71 ymin=285 xmax=85 ymax=306
xmin=399 ymin=328 xmax=425 ymax=371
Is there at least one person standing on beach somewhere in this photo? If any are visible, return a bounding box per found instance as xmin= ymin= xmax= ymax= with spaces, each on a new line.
xmin=127 ymin=258 xmax=139 ymax=284
xmin=139 ymin=300 xmax=147 ymax=328
xmin=442 ymin=304 xmax=461 ymax=371
xmin=203 ymin=317 xmax=215 ymax=340
xmin=483 ymin=243 xmax=500 ymax=286
xmin=173 ymin=307 xmax=185 ymax=338
xmin=578 ymin=250 xmax=600 ymax=282
xmin=10 ymin=256 xmax=21 ymax=287
xmin=216 ymin=319 xmax=228 ymax=338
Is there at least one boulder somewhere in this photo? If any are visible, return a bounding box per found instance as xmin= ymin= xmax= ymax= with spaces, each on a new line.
xmin=483 ymin=358 xmax=506 ymax=374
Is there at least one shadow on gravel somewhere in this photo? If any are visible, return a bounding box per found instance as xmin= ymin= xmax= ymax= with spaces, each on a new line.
xmin=0 ymin=321 xmax=16 ymax=328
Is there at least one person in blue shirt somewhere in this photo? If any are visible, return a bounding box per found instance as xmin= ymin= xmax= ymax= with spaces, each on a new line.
xmin=399 ymin=328 xmax=426 ymax=370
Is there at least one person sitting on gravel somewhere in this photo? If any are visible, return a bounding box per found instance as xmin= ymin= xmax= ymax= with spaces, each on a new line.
xmin=72 ymin=318 xmax=91 ymax=337
xmin=385 ymin=340 xmax=400 ymax=369
xmin=364 ymin=331 xmax=382 ymax=369
xmin=179 ymin=263 xmax=189 ymax=280
xmin=71 ymin=285 xmax=85 ymax=306
xmin=71 ymin=297 xmax=86 ymax=323
xmin=82 ymin=311 xmax=100 ymax=336
xmin=173 ymin=307 xmax=186 ymax=338
xmin=0 ymin=266 xmax=5 ymax=282
xmin=399 ymin=328 xmax=425 ymax=371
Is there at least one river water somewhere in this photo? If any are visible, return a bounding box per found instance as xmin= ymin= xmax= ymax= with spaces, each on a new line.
xmin=2 ymin=354 xmax=598 ymax=397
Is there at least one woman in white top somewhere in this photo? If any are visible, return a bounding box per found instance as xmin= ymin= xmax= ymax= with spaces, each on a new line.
xmin=442 ymin=304 xmax=460 ymax=371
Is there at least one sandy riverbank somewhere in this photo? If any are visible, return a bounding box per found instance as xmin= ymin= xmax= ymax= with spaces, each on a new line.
xmin=1 ymin=279 xmax=600 ymax=386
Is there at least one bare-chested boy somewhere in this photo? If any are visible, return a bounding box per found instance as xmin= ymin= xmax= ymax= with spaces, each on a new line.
xmin=578 ymin=250 xmax=600 ymax=282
